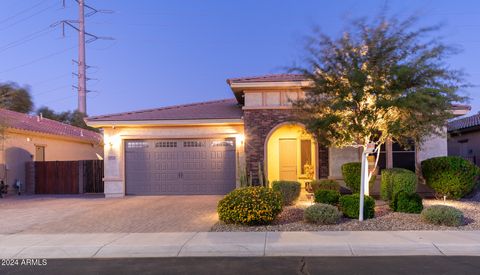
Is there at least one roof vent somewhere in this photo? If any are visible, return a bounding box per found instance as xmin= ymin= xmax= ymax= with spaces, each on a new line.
xmin=37 ymin=113 xmax=43 ymax=122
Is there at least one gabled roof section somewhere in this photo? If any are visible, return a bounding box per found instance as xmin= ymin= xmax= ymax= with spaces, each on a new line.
xmin=0 ymin=108 xmax=102 ymax=144
xmin=226 ymin=73 xmax=307 ymax=85
xmin=448 ymin=112 xmax=480 ymax=132
xmin=86 ymin=99 xmax=243 ymax=123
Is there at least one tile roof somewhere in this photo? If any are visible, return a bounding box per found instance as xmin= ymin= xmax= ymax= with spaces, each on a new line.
xmin=0 ymin=108 xmax=102 ymax=144
xmin=87 ymin=98 xmax=243 ymax=122
xmin=226 ymin=73 xmax=307 ymax=84
xmin=448 ymin=112 xmax=480 ymax=132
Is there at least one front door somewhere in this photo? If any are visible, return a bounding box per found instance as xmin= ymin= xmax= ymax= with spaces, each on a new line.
xmin=279 ymin=138 xmax=297 ymax=180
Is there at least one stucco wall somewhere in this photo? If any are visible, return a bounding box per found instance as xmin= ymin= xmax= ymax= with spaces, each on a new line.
xmin=328 ymin=147 xmax=360 ymax=179
xmin=448 ymin=129 xmax=480 ymax=164
xmin=417 ymin=128 xmax=448 ymax=162
xmin=102 ymin=124 xmax=245 ymax=198
xmin=0 ymin=130 xmax=103 ymax=193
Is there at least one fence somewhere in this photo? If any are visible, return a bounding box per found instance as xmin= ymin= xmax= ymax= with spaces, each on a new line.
xmin=31 ymin=160 xmax=104 ymax=194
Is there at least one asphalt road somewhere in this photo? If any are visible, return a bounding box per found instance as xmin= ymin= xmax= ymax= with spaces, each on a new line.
xmin=1 ymin=256 xmax=480 ymax=275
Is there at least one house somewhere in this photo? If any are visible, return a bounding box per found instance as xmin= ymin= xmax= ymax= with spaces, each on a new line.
xmin=86 ymin=74 xmax=470 ymax=197
xmin=448 ymin=112 xmax=480 ymax=165
xmin=0 ymin=108 xmax=103 ymax=194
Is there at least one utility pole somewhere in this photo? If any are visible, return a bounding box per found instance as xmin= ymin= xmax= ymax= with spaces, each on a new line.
xmin=52 ymin=0 xmax=113 ymax=115
xmin=77 ymin=0 xmax=86 ymax=114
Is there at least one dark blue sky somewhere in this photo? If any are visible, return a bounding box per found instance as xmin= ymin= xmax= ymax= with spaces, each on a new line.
xmin=0 ymin=0 xmax=478 ymax=116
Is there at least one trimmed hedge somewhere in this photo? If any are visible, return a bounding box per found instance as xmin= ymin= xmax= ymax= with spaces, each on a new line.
xmin=422 ymin=156 xmax=480 ymax=199
xmin=217 ymin=187 xmax=283 ymax=225
xmin=310 ymin=179 xmax=341 ymax=192
xmin=381 ymin=168 xmax=417 ymax=201
xmin=314 ymin=189 xmax=340 ymax=205
xmin=339 ymin=194 xmax=375 ymax=219
xmin=341 ymin=162 xmax=376 ymax=193
xmin=421 ymin=205 xmax=464 ymax=227
xmin=390 ymin=191 xmax=423 ymax=213
xmin=271 ymin=181 xmax=301 ymax=205
xmin=304 ymin=203 xmax=342 ymax=224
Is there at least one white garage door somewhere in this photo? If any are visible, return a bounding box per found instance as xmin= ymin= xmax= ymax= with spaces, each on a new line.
xmin=125 ymin=138 xmax=236 ymax=195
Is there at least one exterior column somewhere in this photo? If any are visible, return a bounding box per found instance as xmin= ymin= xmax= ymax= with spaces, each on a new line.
xmin=386 ymin=138 xmax=393 ymax=169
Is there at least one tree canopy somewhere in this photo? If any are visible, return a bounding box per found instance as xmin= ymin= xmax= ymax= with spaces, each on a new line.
xmin=0 ymin=83 xmax=33 ymax=113
xmin=36 ymin=106 xmax=98 ymax=132
xmin=292 ymin=14 xmax=467 ymax=153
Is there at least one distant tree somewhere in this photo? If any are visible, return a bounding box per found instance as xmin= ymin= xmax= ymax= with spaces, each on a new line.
xmin=36 ymin=107 xmax=98 ymax=132
xmin=0 ymin=83 xmax=33 ymax=113
xmin=292 ymin=13 xmax=467 ymax=177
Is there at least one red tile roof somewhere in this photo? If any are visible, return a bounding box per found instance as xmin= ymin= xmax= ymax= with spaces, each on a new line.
xmin=226 ymin=73 xmax=307 ymax=85
xmin=87 ymin=99 xmax=243 ymax=122
xmin=448 ymin=112 xmax=480 ymax=132
xmin=0 ymin=108 xmax=102 ymax=144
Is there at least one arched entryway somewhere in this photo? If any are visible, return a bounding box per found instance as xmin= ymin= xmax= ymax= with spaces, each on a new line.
xmin=264 ymin=123 xmax=317 ymax=185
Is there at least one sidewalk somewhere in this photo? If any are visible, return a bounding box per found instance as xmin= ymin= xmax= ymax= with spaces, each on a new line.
xmin=1 ymin=231 xmax=480 ymax=259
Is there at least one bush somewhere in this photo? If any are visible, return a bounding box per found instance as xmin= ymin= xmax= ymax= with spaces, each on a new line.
xmin=310 ymin=179 xmax=340 ymax=192
xmin=217 ymin=187 xmax=283 ymax=225
xmin=422 ymin=156 xmax=480 ymax=199
xmin=390 ymin=191 xmax=423 ymax=213
xmin=421 ymin=205 xmax=464 ymax=227
xmin=381 ymin=168 xmax=417 ymax=201
xmin=341 ymin=162 xmax=376 ymax=193
xmin=339 ymin=194 xmax=375 ymax=219
xmin=304 ymin=203 xmax=342 ymax=224
xmin=271 ymin=181 xmax=301 ymax=205
xmin=314 ymin=189 xmax=341 ymax=205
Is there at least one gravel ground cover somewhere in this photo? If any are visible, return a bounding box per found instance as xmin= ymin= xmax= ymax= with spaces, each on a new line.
xmin=211 ymin=193 xmax=480 ymax=232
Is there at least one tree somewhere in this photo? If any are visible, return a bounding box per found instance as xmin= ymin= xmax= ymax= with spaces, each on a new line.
xmin=0 ymin=83 xmax=33 ymax=113
xmin=36 ymin=107 xmax=99 ymax=132
xmin=293 ymin=13 xmax=466 ymax=172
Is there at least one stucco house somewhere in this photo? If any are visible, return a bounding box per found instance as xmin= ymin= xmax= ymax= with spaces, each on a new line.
xmin=448 ymin=112 xmax=480 ymax=166
xmin=86 ymin=74 xmax=470 ymax=198
xmin=0 ymin=108 xmax=103 ymax=193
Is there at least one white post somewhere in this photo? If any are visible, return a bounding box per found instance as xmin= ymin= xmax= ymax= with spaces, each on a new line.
xmin=359 ymin=147 xmax=366 ymax=221
xmin=364 ymin=152 xmax=370 ymax=196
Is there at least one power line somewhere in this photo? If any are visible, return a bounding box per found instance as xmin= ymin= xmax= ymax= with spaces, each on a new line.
xmin=0 ymin=0 xmax=46 ymax=24
xmin=0 ymin=45 xmax=76 ymax=75
xmin=29 ymin=73 xmax=71 ymax=86
xmin=0 ymin=2 xmax=58 ymax=32
xmin=0 ymin=27 xmax=55 ymax=54
xmin=33 ymin=85 xmax=70 ymax=96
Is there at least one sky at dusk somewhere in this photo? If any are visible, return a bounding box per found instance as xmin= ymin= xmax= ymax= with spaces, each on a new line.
xmin=0 ymin=0 xmax=478 ymax=116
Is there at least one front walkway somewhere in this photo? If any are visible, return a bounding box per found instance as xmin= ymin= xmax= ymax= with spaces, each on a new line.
xmin=1 ymin=231 xmax=480 ymax=259
xmin=0 ymin=195 xmax=221 ymax=234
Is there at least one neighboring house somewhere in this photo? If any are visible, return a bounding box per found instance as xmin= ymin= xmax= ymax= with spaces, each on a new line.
xmin=448 ymin=112 xmax=480 ymax=165
xmin=86 ymin=74 xmax=470 ymax=197
xmin=0 ymin=108 xmax=103 ymax=193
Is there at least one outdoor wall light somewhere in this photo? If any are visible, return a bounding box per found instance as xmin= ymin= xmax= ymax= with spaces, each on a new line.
xmin=236 ymin=134 xmax=245 ymax=145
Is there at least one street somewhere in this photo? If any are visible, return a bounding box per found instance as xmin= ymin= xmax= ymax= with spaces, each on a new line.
xmin=2 ymin=256 xmax=480 ymax=275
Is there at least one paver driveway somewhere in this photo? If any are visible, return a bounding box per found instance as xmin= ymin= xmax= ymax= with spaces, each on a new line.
xmin=0 ymin=195 xmax=221 ymax=234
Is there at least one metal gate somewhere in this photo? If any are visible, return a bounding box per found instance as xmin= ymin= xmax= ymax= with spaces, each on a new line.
xmin=125 ymin=138 xmax=236 ymax=195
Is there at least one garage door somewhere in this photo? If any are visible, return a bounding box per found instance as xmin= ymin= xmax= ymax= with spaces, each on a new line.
xmin=125 ymin=138 xmax=236 ymax=195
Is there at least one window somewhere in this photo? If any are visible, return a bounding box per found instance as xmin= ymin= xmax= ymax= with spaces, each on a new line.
xmin=183 ymin=141 xmax=205 ymax=147
xmin=300 ymin=140 xmax=312 ymax=174
xmin=155 ymin=141 xmax=177 ymax=148
xmin=211 ymin=140 xmax=234 ymax=147
xmin=126 ymin=141 xmax=148 ymax=149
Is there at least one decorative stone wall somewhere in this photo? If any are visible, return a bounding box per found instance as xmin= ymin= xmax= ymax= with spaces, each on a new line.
xmin=243 ymin=109 xmax=329 ymax=184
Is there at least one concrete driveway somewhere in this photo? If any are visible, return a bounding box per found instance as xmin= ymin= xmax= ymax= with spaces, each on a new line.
xmin=0 ymin=195 xmax=222 ymax=234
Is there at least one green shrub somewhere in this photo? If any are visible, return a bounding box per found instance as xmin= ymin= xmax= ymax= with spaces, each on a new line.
xmin=381 ymin=168 xmax=417 ymax=201
xmin=304 ymin=203 xmax=342 ymax=224
xmin=422 ymin=156 xmax=480 ymax=199
xmin=341 ymin=162 xmax=376 ymax=193
xmin=421 ymin=205 xmax=464 ymax=227
xmin=314 ymin=189 xmax=340 ymax=205
xmin=271 ymin=181 xmax=301 ymax=205
xmin=310 ymin=179 xmax=341 ymax=192
xmin=339 ymin=194 xmax=375 ymax=219
xmin=390 ymin=191 xmax=423 ymax=213
xmin=217 ymin=187 xmax=283 ymax=225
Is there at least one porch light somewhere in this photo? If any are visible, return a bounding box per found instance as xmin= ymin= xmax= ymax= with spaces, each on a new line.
xmin=235 ymin=134 xmax=245 ymax=145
